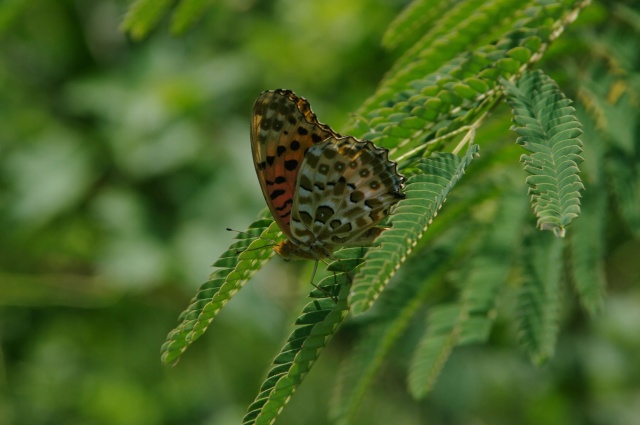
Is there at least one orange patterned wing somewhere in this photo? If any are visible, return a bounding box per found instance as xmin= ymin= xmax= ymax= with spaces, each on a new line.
xmin=251 ymin=89 xmax=339 ymax=239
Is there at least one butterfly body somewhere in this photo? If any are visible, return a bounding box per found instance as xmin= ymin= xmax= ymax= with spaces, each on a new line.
xmin=251 ymin=89 xmax=405 ymax=261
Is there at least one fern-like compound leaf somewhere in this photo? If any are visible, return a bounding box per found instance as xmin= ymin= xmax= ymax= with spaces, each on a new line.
xmin=503 ymin=69 xmax=585 ymax=237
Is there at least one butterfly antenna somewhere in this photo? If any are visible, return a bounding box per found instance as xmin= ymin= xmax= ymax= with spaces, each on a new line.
xmin=225 ymin=227 xmax=279 ymax=243
xmin=226 ymin=227 xmax=279 ymax=255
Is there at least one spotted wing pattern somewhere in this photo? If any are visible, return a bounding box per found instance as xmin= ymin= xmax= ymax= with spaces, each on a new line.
xmin=287 ymin=136 xmax=406 ymax=259
xmin=251 ymin=89 xmax=339 ymax=239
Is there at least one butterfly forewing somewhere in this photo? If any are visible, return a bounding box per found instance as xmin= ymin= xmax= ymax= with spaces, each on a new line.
xmin=251 ymin=90 xmax=339 ymax=239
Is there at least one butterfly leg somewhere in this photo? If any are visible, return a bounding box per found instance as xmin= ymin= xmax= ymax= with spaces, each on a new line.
xmin=307 ymin=259 xmax=341 ymax=302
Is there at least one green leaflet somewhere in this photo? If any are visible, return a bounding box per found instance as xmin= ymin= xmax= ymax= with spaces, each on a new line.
xmin=569 ymin=107 xmax=606 ymax=315
xmin=503 ymin=69 xmax=585 ymax=237
xmin=608 ymin=151 xmax=640 ymax=239
xmin=408 ymin=189 xmax=528 ymax=398
xmin=330 ymin=229 xmax=469 ymax=425
xmin=160 ymin=219 xmax=279 ymax=365
xmin=241 ymin=248 xmax=363 ymax=425
xmin=381 ymin=0 xmax=455 ymax=52
xmin=349 ymin=144 xmax=479 ymax=315
xmin=516 ymin=232 xmax=564 ymax=365
xmin=380 ymin=0 xmax=529 ymax=92
xmin=331 ymin=184 xmax=528 ymax=422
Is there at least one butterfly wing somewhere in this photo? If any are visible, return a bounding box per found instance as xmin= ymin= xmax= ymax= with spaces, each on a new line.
xmin=251 ymin=89 xmax=339 ymax=239
xmin=289 ymin=136 xmax=405 ymax=253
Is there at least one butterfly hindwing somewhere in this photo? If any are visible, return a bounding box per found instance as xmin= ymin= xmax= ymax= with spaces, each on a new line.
xmin=289 ymin=136 xmax=405 ymax=252
xmin=251 ymin=90 xmax=339 ymax=239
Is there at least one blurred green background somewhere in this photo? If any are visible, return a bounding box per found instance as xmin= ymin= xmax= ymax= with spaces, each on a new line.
xmin=1 ymin=1 xmax=639 ymax=424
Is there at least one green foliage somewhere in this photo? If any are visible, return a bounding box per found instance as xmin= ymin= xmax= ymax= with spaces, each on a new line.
xmin=4 ymin=0 xmax=640 ymax=425
xmin=503 ymin=69 xmax=584 ymax=237
xmin=381 ymin=0 xmax=452 ymax=52
xmin=344 ymin=0 xmax=587 ymax=171
xmin=242 ymin=250 xmax=359 ymax=425
xmin=330 ymin=232 xmax=467 ymax=425
xmin=408 ymin=189 xmax=528 ymax=397
xmin=159 ymin=0 xmax=598 ymax=422
xmin=349 ymin=145 xmax=480 ymax=315
xmin=569 ymin=107 xmax=606 ymax=315
xmin=379 ymin=0 xmax=528 ymax=97
xmin=517 ymin=233 xmax=564 ymax=365
xmin=161 ymin=219 xmax=279 ymax=365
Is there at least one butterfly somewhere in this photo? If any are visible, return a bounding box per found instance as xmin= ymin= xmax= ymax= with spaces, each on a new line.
xmin=250 ymin=89 xmax=405 ymax=262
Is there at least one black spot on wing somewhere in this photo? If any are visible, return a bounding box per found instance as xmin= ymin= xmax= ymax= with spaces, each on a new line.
xmin=270 ymin=189 xmax=285 ymax=200
xmin=314 ymin=206 xmax=335 ymax=224
xmin=275 ymin=198 xmax=293 ymax=211
xmin=284 ymin=159 xmax=298 ymax=171
xmin=350 ymin=190 xmax=364 ymax=203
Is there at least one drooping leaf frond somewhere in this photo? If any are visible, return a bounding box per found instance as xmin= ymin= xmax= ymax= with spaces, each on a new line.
xmin=570 ymin=180 xmax=606 ymax=315
xmin=575 ymin=35 xmax=640 ymax=236
xmin=349 ymin=144 xmax=479 ymax=315
xmin=242 ymin=248 xmax=363 ymax=425
xmin=569 ymin=108 xmax=606 ymax=315
xmin=608 ymin=152 xmax=640 ymax=239
xmin=161 ymin=219 xmax=279 ymax=365
xmin=408 ymin=305 xmax=478 ymax=397
xmin=330 ymin=233 xmax=468 ymax=425
xmin=516 ymin=233 xmax=564 ymax=365
xmin=503 ymin=69 xmax=585 ymax=237
xmin=407 ymin=189 xmax=528 ymax=398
